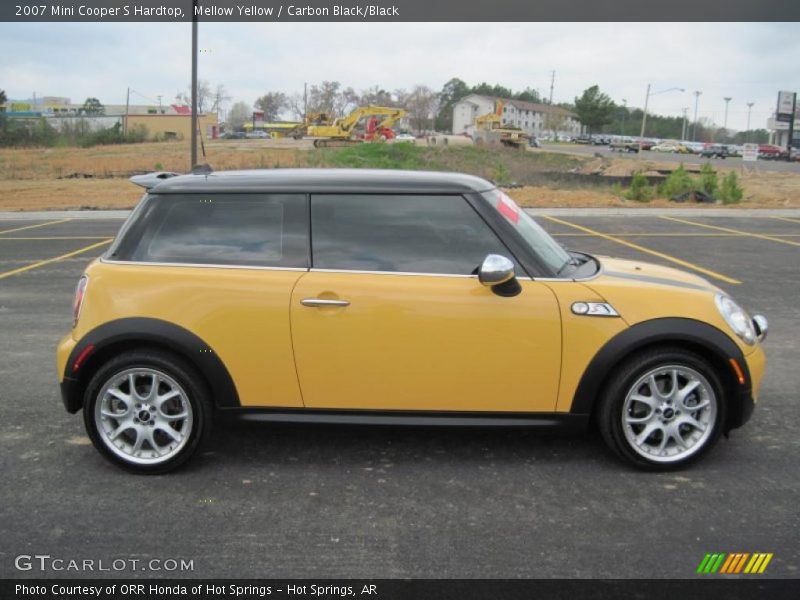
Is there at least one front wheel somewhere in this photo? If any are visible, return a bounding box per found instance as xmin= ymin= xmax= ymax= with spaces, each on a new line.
xmin=597 ymin=348 xmax=726 ymax=470
xmin=83 ymin=350 xmax=212 ymax=474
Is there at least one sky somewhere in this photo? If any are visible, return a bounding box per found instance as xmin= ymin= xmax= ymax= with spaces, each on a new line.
xmin=1 ymin=21 xmax=798 ymax=131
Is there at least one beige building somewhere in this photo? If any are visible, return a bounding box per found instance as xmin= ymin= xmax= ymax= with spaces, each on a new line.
xmin=452 ymin=94 xmax=582 ymax=139
xmin=124 ymin=113 xmax=219 ymax=141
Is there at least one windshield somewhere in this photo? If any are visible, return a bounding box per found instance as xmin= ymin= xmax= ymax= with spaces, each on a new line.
xmin=484 ymin=189 xmax=571 ymax=275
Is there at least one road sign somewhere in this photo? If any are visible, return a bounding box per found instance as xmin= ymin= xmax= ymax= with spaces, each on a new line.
xmin=742 ymin=143 xmax=759 ymax=162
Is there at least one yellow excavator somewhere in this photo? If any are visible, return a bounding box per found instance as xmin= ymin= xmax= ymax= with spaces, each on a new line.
xmin=306 ymin=105 xmax=408 ymax=148
xmin=473 ymin=100 xmax=529 ymax=149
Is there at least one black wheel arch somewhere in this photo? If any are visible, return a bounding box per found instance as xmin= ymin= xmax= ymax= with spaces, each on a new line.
xmin=570 ymin=317 xmax=753 ymax=433
xmin=61 ymin=317 xmax=239 ymax=413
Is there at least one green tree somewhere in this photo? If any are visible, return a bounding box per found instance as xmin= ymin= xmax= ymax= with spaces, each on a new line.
xmin=719 ymin=172 xmax=744 ymax=204
xmin=81 ymin=97 xmax=105 ymax=115
xmin=573 ymin=85 xmax=615 ymax=135
xmin=254 ymin=92 xmax=287 ymax=121
xmin=0 ymin=89 xmax=7 ymax=106
xmin=435 ymin=77 xmax=470 ymax=131
xmin=698 ymin=163 xmax=718 ymax=196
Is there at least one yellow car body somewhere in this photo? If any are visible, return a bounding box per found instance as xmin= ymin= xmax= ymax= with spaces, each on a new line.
xmin=57 ymin=169 xmax=767 ymax=472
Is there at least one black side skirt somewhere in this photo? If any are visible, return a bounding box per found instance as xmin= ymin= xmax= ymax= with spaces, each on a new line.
xmin=218 ymin=407 xmax=589 ymax=429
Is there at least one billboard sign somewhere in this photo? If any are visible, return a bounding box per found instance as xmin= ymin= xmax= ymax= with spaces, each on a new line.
xmin=742 ymin=143 xmax=759 ymax=162
xmin=776 ymin=91 xmax=796 ymax=123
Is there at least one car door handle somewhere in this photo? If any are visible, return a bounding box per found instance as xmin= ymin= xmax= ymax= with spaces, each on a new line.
xmin=300 ymin=298 xmax=350 ymax=308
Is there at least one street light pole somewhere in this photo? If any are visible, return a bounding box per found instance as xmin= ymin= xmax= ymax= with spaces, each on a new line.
xmin=746 ymin=102 xmax=754 ymax=142
xmin=691 ymin=90 xmax=702 ymax=142
xmin=621 ymin=98 xmax=627 ymax=136
xmin=681 ymin=107 xmax=688 ymax=140
xmin=723 ymin=97 xmax=732 ymax=134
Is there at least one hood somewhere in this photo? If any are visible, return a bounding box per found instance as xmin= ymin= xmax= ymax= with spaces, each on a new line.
xmin=594 ymin=256 xmax=722 ymax=293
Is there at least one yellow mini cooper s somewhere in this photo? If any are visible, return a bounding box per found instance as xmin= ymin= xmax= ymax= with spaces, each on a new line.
xmin=56 ymin=169 xmax=767 ymax=473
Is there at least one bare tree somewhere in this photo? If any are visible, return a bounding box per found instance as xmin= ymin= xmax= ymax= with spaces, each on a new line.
xmin=403 ymin=85 xmax=438 ymax=133
xmin=254 ymin=92 xmax=288 ymax=121
xmin=211 ymin=84 xmax=231 ymax=120
xmin=176 ymin=79 xmax=213 ymax=113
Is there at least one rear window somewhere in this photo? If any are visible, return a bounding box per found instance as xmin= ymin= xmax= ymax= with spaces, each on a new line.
xmin=110 ymin=194 xmax=308 ymax=268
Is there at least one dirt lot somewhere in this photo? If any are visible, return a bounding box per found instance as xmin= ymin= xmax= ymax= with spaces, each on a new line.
xmin=1 ymin=139 xmax=799 ymax=211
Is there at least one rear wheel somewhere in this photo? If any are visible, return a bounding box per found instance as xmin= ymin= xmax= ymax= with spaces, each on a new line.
xmin=597 ymin=347 xmax=726 ymax=470
xmin=83 ymin=350 xmax=212 ymax=474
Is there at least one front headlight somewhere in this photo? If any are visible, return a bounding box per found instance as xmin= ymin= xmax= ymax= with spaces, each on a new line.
xmin=715 ymin=294 xmax=755 ymax=345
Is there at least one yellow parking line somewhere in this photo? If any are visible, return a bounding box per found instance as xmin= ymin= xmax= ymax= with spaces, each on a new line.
xmin=660 ymin=216 xmax=800 ymax=248
xmin=771 ymin=216 xmax=800 ymax=225
xmin=542 ymin=216 xmax=741 ymax=285
xmin=0 ymin=239 xmax=112 ymax=281
xmin=551 ymin=232 xmax=800 ymax=238
xmin=0 ymin=219 xmax=71 ymax=235
xmin=0 ymin=236 xmax=110 ymax=241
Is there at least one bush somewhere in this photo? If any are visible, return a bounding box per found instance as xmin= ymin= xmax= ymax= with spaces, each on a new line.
xmin=698 ymin=162 xmax=718 ymax=196
xmin=624 ymin=172 xmax=653 ymax=202
xmin=719 ymin=171 xmax=744 ymax=204
xmin=659 ymin=164 xmax=694 ymax=198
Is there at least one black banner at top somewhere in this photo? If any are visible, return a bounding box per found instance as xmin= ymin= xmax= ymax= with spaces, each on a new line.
xmin=3 ymin=0 xmax=800 ymax=22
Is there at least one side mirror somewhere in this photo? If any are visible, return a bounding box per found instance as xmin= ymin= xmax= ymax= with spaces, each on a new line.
xmin=478 ymin=254 xmax=521 ymax=297
xmin=478 ymin=254 xmax=515 ymax=286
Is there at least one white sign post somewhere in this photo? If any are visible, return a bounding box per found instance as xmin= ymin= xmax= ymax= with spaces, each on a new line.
xmin=742 ymin=143 xmax=759 ymax=162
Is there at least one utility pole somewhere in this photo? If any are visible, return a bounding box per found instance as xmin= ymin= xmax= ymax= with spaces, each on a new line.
xmin=123 ymin=87 xmax=130 ymax=135
xmin=746 ymin=102 xmax=754 ymax=142
xmin=548 ymin=70 xmax=555 ymax=139
xmin=681 ymin=108 xmax=688 ymax=140
xmin=722 ymin=97 xmax=732 ymax=141
xmin=691 ymin=90 xmax=702 ymax=141
xmin=638 ymin=84 xmax=651 ymax=155
xmin=190 ymin=0 xmax=198 ymax=169
xmin=156 ymin=94 xmax=162 ymax=114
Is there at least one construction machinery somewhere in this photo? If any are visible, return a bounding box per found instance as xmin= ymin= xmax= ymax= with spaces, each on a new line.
xmin=472 ymin=100 xmax=529 ymax=149
xmin=305 ymin=106 xmax=408 ymax=148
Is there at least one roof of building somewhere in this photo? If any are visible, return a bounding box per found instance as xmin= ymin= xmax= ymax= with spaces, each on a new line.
xmin=150 ymin=168 xmax=496 ymax=194
xmin=458 ymin=94 xmax=577 ymax=117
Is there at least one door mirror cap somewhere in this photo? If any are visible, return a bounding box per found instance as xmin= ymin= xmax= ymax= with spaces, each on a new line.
xmin=478 ymin=254 xmax=516 ymax=287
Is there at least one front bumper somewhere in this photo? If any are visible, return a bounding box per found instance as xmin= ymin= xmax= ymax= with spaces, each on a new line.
xmin=729 ymin=342 xmax=766 ymax=431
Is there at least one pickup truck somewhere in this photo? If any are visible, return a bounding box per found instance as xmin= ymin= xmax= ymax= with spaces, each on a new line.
xmin=609 ymin=139 xmax=640 ymax=153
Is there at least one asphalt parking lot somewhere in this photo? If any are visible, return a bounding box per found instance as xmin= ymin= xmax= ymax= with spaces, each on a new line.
xmin=1 ymin=213 xmax=799 ymax=579
xmin=545 ymin=143 xmax=800 ymax=173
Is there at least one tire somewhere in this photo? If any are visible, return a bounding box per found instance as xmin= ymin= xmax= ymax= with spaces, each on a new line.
xmin=83 ymin=350 xmax=212 ymax=474
xmin=597 ymin=347 xmax=726 ymax=470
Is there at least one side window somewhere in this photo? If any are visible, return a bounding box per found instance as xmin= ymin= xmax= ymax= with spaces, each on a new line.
xmin=311 ymin=194 xmax=516 ymax=275
xmin=112 ymin=194 xmax=308 ymax=268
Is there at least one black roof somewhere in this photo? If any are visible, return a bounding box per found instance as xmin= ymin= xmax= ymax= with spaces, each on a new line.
xmin=149 ymin=168 xmax=496 ymax=194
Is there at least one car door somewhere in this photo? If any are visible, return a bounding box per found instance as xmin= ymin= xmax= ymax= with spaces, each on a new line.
xmin=290 ymin=193 xmax=562 ymax=413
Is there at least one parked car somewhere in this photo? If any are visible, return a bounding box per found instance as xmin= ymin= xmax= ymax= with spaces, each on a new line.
xmin=246 ymin=130 xmax=269 ymax=139
xmin=699 ymin=144 xmax=732 ymax=159
xmin=572 ymin=135 xmax=592 ymax=144
xmin=57 ymin=169 xmax=768 ymax=473
xmin=609 ymin=137 xmax=639 ymax=153
xmin=652 ymin=142 xmax=690 ymax=153
xmin=394 ymin=133 xmax=416 ymax=143
xmin=758 ymin=144 xmax=785 ymax=160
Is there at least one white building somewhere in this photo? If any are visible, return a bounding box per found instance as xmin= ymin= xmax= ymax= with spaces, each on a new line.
xmin=452 ymin=94 xmax=583 ymax=138
xmin=767 ymin=114 xmax=800 ymax=149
